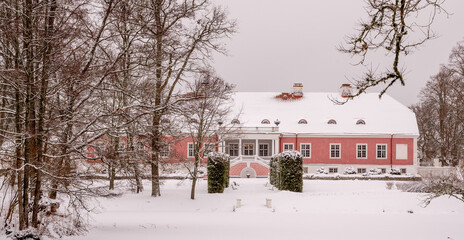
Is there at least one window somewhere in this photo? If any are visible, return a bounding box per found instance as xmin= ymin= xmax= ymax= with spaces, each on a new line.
xmin=228 ymin=143 xmax=238 ymax=157
xmin=377 ymin=144 xmax=387 ymax=159
xmin=327 ymin=119 xmax=337 ymax=124
xmin=283 ymin=143 xmax=294 ymax=151
xmin=356 ymin=144 xmax=367 ymax=159
xmin=204 ymin=143 xmax=215 ymax=154
xmin=188 ymin=143 xmax=194 ymax=157
xmin=298 ymin=119 xmax=308 ymax=124
xmin=300 ymin=144 xmax=311 ymax=158
xmin=261 ymin=119 xmax=270 ymax=124
xmin=401 ymin=168 xmax=407 ymax=174
xmin=356 ymin=119 xmax=366 ymax=125
xmin=329 ymin=168 xmax=338 ymax=173
xmin=231 ymin=119 xmax=240 ymax=124
xmin=357 ymin=168 xmax=367 ymax=174
xmin=396 ymin=144 xmax=408 ymax=159
xmin=160 ymin=145 xmax=170 ymax=157
xmin=381 ymin=168 xmax=387 ymax=174
xmin=243 ymin=144 xmax=254 ymax=156
xmin=330 ymin=144 xmax=341 ymax=158
xmin=303 ymin=167 xmax=309 ymax=174
xmin=259 ymin=144 xmax=269 ymax=156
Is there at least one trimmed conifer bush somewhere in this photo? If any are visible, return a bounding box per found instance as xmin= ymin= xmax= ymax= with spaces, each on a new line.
xmin=207 ymin=152 xmax=229 ymax=193
xmin=223 ymin=156 xmax=230 ymax=188
xmin=270 ymin=151 xmax=303 ymax=192
xmin=269 ymin=155 xmax=279 ymax=187
xmin=279 ymin=151 xmax=303 ymax=192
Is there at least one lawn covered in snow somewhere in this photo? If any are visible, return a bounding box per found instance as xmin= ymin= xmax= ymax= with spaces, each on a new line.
xmin=65 ymin=179 xmax=464 ymax=240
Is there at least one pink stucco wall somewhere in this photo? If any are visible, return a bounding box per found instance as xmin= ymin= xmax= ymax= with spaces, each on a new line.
xmin=280 ymin=136 xmax=414 ymax=166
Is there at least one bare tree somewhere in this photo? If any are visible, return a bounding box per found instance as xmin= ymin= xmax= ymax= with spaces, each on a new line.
xmin=133 ymin=0 xmax=236 ymax=197
xmin=339 ymin=0 xmax=447 ymax=99
xmin=412 ymin=40 xmax=464 ymax=167
xmin=177 ymin=69 xmax=234 ymax=199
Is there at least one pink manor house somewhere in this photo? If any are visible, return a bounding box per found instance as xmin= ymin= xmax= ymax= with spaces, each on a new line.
xmin=170 ymin=83 xmax=419 ymax=178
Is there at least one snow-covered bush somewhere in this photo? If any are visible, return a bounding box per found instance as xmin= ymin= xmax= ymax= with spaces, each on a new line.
xmin=385 ymin=182 xmax=394 ymax=190
xmin=270 ymin=151 xmax=303 ymax=192
xmin=316 ymin=167 xmax=328 ymax=174
xmin=207 ymin=152 xmax=230 ymax=193
xmin=389 ymin=168 xmax=401 ymax=175
xmin=269 ymin=155 xmax=280 ymax=186
xmin=224 ymin=157 xmax=230 ymax=188
xmin=343 ymin=167 xmax=356 ymax=175
xmin=368 ymin=168 xmax=382 ymax=175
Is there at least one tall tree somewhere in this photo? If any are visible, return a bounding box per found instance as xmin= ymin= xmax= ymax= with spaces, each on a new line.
xmin=178 ymin=69 xmax=234 ymax=199
xmin=133 ymin=0 xmax=236 ymax=197
xmin=412 ymin=40 xmax=464 ymax=167
xmin=340 ymin=0 xmax=446 ymax=99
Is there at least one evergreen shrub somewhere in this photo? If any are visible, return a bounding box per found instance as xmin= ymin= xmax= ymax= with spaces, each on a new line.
xmin=207 ymin=152 xmax=230 ymax=193
xmin=269 ymin=151 xmax=303 ymax=192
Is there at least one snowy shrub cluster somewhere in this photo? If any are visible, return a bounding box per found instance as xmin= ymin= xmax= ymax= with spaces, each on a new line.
xmin=316 ymin=167 xmax=328 ymax=174
xmin=207 ymin=152 xmax=230 ymax=193
xmin=269 ymin=151 xmax=303 ymax=192
xmin=363 ymin=168 xmax=382 ymax=176
xmin=389 ymin=168 xmax=401 ymax=175
xmin=343 ymin=167 xmax=356 ymax=175
xmin=396 ymin=176 xmax=464 ymax=206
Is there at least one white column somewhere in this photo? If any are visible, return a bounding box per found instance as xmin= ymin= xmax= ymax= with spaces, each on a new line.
xmin=275 ymin=137 xmax=280 ymax=154
xmin=255 ymin=139 xmax=258 ymax=157
xmin=239 ymin=138 xmax=242 ymax=157
xmin=272 ymin=139 xmax=276 ymax=155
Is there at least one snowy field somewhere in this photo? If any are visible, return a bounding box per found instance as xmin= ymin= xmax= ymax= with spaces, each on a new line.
xmin=65 ymin=179 xmax=464 ymax=240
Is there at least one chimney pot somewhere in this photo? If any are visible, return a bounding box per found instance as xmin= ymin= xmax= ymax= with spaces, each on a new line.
xmin=340 ymin=84 xmax=352 ymax=98
xmin=293 ymin=82 xmax=303 ymax=97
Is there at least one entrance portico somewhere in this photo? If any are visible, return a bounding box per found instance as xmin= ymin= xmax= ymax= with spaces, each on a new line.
xmin=220 ymin=127 xmax=280 ymax=177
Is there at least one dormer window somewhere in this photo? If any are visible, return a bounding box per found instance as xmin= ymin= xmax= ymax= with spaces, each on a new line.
xmin=298 ymin=119 xmax=308 ymax=124
xmin=327 ymin=119 xmax=337 ymax=125
xmin=231 ymin=119 xmax=240 ymax=124
xmin=356 ymin=120 xmax=366 ymax=125
xmin=261 ymin=119 xmax=270 ymax=124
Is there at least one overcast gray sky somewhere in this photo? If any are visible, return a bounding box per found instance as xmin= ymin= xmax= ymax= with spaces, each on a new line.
xmin=211 ymin=0 xmax=464 ymax=106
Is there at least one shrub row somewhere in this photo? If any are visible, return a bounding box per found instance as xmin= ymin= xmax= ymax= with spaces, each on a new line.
xmin=269 ymin=151 xmax=303 ymax=192
xmin=207 ymin=152 xmax=230 ymax=193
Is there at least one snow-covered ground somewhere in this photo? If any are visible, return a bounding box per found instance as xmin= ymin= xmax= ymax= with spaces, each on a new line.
xmin=65 ymin=179 xmax=464 ymax=240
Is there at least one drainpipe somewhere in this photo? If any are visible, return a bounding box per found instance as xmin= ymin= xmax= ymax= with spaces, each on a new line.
xmin=295 ymin=133 xmax=298 ymax=151
xmin=390 ymin=134 xmax=393 ymax=169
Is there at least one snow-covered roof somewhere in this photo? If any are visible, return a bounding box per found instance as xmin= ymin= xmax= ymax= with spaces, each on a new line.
xmin=230 ymin=92 xmax=419 ymax=136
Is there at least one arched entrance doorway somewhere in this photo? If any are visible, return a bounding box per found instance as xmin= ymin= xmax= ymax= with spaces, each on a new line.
xmin=240 ymin=167 xmax=257 ymax=178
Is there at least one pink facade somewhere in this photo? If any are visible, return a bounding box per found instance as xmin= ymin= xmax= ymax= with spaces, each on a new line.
xmin=280 ymin=136 xmax=414 ymax=166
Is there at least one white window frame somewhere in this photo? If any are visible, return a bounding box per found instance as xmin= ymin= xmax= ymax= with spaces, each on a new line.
xmin=187 ymin=142 xmax=194 ymax=158
xmin=243 ymin=143 xmax=254 ymax=156
xmin=376 ymin=144 xmax=387 ymax=159
xmin=228 ymin=143 xmax=239 ymax=157
xmin=357 ymin=168 xmax=367 ymax=174
xmin=356 ymin=144 xmax=368 ymax=159
xmin=258 ymin=143 xmax=269 ymax=157
xmin=283 ymin=143 xmax=294 ymax=151
xmin=329 ymin=168 xmax=338 ymax=174
xmin=330 ymin=143 xmax=341 ymax=159
xmin=300 ymin=143 xmax=311 ymax=158
xmin=160 ymin=144 xmax=170 ymax=157
xmin=396 ymin=144 xmax=408 ymax=160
